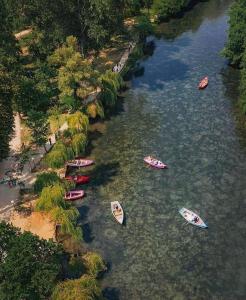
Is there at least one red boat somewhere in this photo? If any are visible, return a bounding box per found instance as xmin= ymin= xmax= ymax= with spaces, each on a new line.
xmin=65 ymin=175 xmax=90 ymax=184
xmin=65 ymin=190 xmax=85 ymax=201
xmin=198 ymin=76 xmax=208 ymax=89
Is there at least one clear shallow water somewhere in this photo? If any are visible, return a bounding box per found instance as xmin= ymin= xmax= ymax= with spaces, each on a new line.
xmin=81 ymin=1 xmax=246 ymax=299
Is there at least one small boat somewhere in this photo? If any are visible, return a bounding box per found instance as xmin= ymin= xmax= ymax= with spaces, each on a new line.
xmin=65 ymin=175 xmax=90 ymax=184
xmin=144 ymin=156 xmax=167 ymax=169
xmin=179 ymin=207 xmax=207 ymax=228
xmin=67 ymin=159 xmax=94 ymax=167
xmin=65 ymin=190 xmax=85 ymax=201
xmin=198 ymin=76 xmax=208 ymax=89
xmin=111 ymin=201 xmax=124 ymax=224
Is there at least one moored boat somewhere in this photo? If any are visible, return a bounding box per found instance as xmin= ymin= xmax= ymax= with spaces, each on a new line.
xmin=198 ymin=76 xmax=208 ymax=89
xmin=111 ymin=201 xmax=124 ymax=224
xmin=179 ymin=207 xmax=207 ymax=228
xmin=65 ymin=190 xmax=85 ymax=201
xmin=65 ymin=175 xmax=90 ymax=184
xmin=67 ymin=159 xmax=94 ymax=167
xmin=144 ymin=156 xmax=167 ymax=169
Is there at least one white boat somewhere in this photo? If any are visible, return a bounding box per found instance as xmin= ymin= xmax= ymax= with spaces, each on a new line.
xmin=144 ymin=156 xmax=167 ymax=169
xmin=66 ymin=159 xmax=94 ymax=167
xmin=111 ymin=201 xmax=124 ymax=224
xmin=179 ymin=207 xmax=207 ymax=228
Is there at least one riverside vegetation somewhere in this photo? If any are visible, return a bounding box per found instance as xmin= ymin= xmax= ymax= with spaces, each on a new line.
xmin=223 ymin=0 xmax=246 ymax=117
xmin=0 ymin=0 xmax=209 ymax=299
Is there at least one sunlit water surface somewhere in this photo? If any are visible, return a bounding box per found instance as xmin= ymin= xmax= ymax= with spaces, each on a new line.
xmin=80 ymin=1 xmax=246 ymax=299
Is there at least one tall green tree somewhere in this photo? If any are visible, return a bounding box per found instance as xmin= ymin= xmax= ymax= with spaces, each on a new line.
xmin=222 ymin=0 xmax=246 ymax=66
xmin=0 ymin=221 xmax=62 ymax=300
xmin=0 ymin=0 xmax=20 ymax=160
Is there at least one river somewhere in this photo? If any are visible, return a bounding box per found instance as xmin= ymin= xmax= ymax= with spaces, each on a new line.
xmin=82 ymin=1 xmax=246 ymax=299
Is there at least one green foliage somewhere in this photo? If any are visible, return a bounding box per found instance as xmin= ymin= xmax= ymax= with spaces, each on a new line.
xmin=152 ymin=0 xmax=191 ymax=21
xmin=83 ymin=252 xmax=107 ymax=277
xmin=45 ymin=141 xmax=74 ymax=168
xmin=133 ymin=16 xmax=154 ymax=41
xmin=124 ymin=0 xmax=142 ymax=16
xmin=26 ymin=110 xmax=49 ymax=149
xmin=222 ymin=0 xmax=246 ymax=66
xmin=67 ymin=111 xmax=89 ymax=134
xmin=49 ymin=36 xmax=99 ymax=104
xmin=0 ymin=221 xmax=62 ymax=300
xmin=99 ymin=70 xmax=123 ymax=108
xmin=86 ymin=101 xmax=105 ymax=119
xmin=36 ymin=184 xmax=82 ymax=241
xmin=71 ymin=133 xmax=87 ymax=156
xmin=36 ymin=184 xmax=67 ymax=211
xmin=51 ymin=275 xmax=103 ymax=300
xmin=51 ymin=206 xmax=82 ymax=241
xmin=34 ymin=172 xmax=62 ymax=194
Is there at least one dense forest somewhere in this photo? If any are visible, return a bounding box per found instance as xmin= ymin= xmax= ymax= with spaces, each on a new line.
xmin=223 ymin=0 xmax=246 ymax=115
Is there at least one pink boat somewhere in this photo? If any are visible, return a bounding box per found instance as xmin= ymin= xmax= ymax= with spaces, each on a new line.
xmin=144 ymin=156 xmax=167 ymax=169
xmin=67 ymin=159 xmax=94 ymax=167
xmin=64 ymin=190 xmax=85 ymax=201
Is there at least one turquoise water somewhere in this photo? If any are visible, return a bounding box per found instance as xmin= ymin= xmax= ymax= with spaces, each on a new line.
xmin=81 ymin=1 xmax=246 ymax=299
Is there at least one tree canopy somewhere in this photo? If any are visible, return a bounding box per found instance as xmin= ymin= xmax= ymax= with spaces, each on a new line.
xmin=0 ymin=221 xmax=62 ymax=300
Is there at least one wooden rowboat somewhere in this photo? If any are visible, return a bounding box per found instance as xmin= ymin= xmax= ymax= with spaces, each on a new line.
xmin=65 ymin=175 xmax=90 ymax=184
xmin=198 ymin=76 xmax=208 ymax=89
xmin=179 ymin=207 xmax=207 ymax=228
xmin=111 ymin=201 xmax=124 ymax=224
xmin=65 ymin=190 xmax=85 ymax=201
xmin=67 ymin=159 xmax=94 ymax=167
xmin=144 ymin=156 xmax=167 ymax=169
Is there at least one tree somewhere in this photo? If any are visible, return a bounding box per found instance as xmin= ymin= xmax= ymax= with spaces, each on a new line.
xmin=83 ymin=252 xmax=107 ymax=277
xmin=71 ymin=133 xmax=87 ymax=156
xmin=0 ymin=0 xmax=20 ymax=160
xmin=34 ymin=172 xmax=62 ymax=194
xmin=133 ymin=16 xmax=154 ymax=41
xmin=152 ymin=0 xmax=190 ymax=21
xmin=49 ymin=36 xmax=99 ymax=107
xmin=222 ymin=0 xmax=246 ymax=66
xmin=26 ymin=110 xmax=49 ymax=151
xmin=0 ymin=221 xmax=62 ymax=300
xmin=67 ymin=111 xmax=89 ymax=134
xmin=51 ymin=275 xmax=104 ymax=300
xmin=45 ymin=141 xmax=74 ymax=168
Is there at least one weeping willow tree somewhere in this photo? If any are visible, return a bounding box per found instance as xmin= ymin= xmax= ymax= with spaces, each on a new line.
xmin=83 ymin=252 xmax=107 ymax=278
xmin=45 ymin=141 xmax=74 ymax=168
xmin=51 ymin=206 xmax=82 ymax=241
xmin=34 ymin=172 xmax=62 ymax=194
xmin=86 ymin=101 xmax=104 ymax=119
xmin=35 ymin=184 xmax=67 ymax=211
xmin=71 ymin=133 xmax=87 ymax=156
xmin=36 ymin=184 xmax=81 ymax=241
xmin=51 ymin=275 xmax=103 ymax=300
xmin=67 ymin=111 xmax=89 ymax=134
xmin=99 ymin=70 xmax=123 ymax=108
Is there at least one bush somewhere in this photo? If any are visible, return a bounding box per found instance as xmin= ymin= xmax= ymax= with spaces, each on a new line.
xmin=51 ymin=275 xmax=103 ymax=300
xmin=83 ymin=252 xmax=107 ymax=278
xmin=34 ymin=172 xmax=61 ymax=194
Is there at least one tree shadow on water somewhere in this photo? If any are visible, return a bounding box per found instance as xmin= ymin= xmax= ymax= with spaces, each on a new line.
xmin=86 ymin=162 xmax=120 ymax=188
xmin=77 ymin=205 xmax=95 ymax=243
xmin=103 ymin=287 xmax=121 ymax=300
xmin=86 ymin=129 xmax=103 ymax=156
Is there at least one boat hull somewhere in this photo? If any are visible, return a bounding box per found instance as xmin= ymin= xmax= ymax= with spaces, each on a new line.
xmin=65 ymin=175 xmax=90 ymax=184
xmin=179 ymin=207 xmax=207 ymax=228
xmin=144 ymin=156 xmax=167 ymax=169
xmin=111 ymin=201 xmax=124 ymax=224
xmin=65 ymin=190 xmax=85 ymax=201
xmin=198 ymin=77 xmax=208 ymax=89
xmin=67 ymin=159 xmax=94 ymax=167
